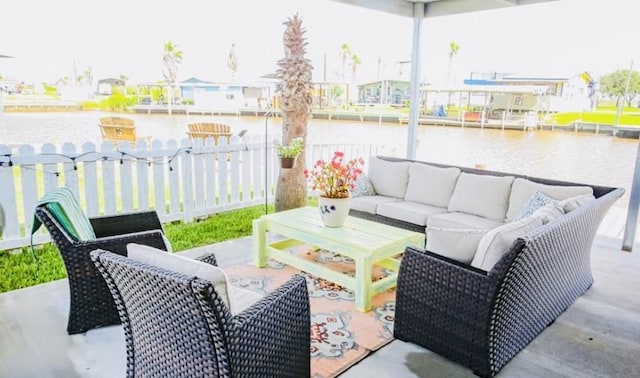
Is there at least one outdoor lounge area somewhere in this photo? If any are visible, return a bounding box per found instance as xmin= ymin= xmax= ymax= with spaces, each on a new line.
xmin=1 ymin=210 xmax=640 ymax=377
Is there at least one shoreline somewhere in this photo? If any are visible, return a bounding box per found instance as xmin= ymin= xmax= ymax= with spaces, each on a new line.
xmin=3 ymin=102 xmax=640 ymax=138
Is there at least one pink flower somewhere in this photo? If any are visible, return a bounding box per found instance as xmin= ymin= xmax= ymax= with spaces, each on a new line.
xmin=304 ymin=151 xmax=365 ymax=199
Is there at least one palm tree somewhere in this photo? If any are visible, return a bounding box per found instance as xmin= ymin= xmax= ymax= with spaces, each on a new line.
xmin=162 ymin=41 xmax=183 ymax=114
xmin=349 ymin=53 xmax=361 ymax=81
xmin=446 ymin=41 xmax=460 ymax=106
xmin=446 ymin=41 xmax=460 ymax=86
xmin=274 ymin=13 xmax=313 ymax=212
xmin=340 ymin=43 xmax=351 ymax=80
xmin=227 ymin=43 xmax=238 ymax=81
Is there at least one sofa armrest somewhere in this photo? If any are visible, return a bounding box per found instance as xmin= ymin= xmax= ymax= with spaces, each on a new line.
xmin=90 ymin=211 xmax=163 ymax=238
xmin=79 ymin=230 xmax=168 ymax=256
xmin=394 ymin=246 xmax=502 ymax=375
xmin=229 ymin=275 xmax=310 ymax=377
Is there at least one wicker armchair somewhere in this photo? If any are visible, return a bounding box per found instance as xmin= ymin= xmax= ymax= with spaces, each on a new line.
xmin=90 ymin=250 xmax=310 ymax=378
xmin=34 ymin=206 xmax=168 ymax=334
xmin=393 ymin=186 xmax=624 ymax=377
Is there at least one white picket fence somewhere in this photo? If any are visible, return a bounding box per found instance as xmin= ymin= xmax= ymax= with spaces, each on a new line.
xmin=0 ymin=135 xmax=391 ymax=251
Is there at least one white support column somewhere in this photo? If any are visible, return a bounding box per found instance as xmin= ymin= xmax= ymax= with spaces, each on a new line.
xmin=406 ymin=2 xmax=424 ymax=160
xmin=622 ymin=139 xmax=640 ymax=251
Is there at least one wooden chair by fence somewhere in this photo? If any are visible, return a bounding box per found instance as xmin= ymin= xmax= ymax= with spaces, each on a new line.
xmin=186 ymin=122 xmax=232 ymax=144
xmin=99 ymin=117 xmax=150 ymax=146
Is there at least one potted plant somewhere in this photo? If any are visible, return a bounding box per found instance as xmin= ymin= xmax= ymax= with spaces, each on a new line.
xmin=304 ymin=151 xmax=365 ymax=227
xmin=274 ymin=137 xmax=304 ymax=169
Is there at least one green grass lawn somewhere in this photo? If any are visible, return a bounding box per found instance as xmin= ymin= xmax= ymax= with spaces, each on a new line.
xmin=548 ymin=107 xmax=640 ymax=126
xmin=0 ymin=203 xmax=278 ymax=293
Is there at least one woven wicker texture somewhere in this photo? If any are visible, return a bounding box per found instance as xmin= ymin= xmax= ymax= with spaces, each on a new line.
xmin=393 ymin=179 xmax=623 ymax=377
xmin=35 ymin=207 xmax=168 ymax=334
xmin=91 ymin=250 xmax=310 ymax=378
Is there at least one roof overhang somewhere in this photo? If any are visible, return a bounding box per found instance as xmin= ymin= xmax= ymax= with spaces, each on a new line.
xmin=329 ymin=0 xmax=561 ymax=18
xmin=422 ymin=84 xmax=548 ymax=94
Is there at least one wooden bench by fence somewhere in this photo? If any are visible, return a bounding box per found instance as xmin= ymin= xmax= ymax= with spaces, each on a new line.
xmin=187 ymin=123 xmax=232 ymax=144
xmin=99 ymin=117 xmax=150 ymax=145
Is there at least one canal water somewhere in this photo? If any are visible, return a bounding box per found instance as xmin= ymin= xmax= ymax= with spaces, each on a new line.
xmin=1 ymin=111 xmax=637 ymax=210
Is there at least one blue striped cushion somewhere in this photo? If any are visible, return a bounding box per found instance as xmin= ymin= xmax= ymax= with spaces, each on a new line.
xmin=32 ymin=187 xmax=96 ymax=241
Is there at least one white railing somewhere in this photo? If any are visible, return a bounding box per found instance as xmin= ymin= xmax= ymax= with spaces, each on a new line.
xmin=0 ymin=136 xmax=391 ymax=251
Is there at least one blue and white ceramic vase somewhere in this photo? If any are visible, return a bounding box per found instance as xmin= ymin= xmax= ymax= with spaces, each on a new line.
xmin=318 ymin=195 xmax=351 ymax=227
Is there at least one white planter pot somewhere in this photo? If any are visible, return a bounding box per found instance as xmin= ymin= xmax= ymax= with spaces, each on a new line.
xmin=318 ymin=196 xmax=351 ymax=227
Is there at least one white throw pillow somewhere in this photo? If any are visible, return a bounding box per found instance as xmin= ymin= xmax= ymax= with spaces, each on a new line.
xmin=506 ymin=178 xmax=593 ymax=221
xmin=367 ymin=157 xmax=411 ymax=199
xmin=126 ymin=243 xmax=232 ymax=310
xmin=513 ymin=190 xmax=554 ymax=222
xmin=559 ymin=193 xmax=596 ymax=212
xmin=471 ymin=215 xmax=544 ymax=271
xmin=426 ymin=227 xmax=488 ymax=264
xmin=404 ymin=163 xmax=461 ymax=207
xmin=531 ymin=202 xmax=565 ymax=224
xmin=448 ymin=173 xmax=515 ymax=221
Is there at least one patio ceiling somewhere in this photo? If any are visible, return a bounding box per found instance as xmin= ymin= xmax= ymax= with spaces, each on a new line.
xmin=329 ymin=0 xmax=562 ymax=18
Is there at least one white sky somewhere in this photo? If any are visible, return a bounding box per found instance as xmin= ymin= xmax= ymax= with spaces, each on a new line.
xmin=0 ymin=0 xmax=638 ymax=85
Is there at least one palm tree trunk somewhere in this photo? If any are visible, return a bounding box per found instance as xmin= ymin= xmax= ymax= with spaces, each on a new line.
xmin=275 ymin=111 xmax=309 ymax=211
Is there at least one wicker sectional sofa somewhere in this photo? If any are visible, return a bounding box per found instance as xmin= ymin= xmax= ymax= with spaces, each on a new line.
xmin=349 ymin=156 xmax=624 ymax=377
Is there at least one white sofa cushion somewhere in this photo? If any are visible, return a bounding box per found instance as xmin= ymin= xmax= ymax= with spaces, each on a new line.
xmin=559 ymin=193 xmax=596 ymax=212
xmin=126 ymin=244 xmax=262 ymax=315
xmin=426 ymin=227 xmax=488 ymax=264
xmin=531 ymin=202 xmax=565 ymax=223
xmin=404 ymin=163 xmax=461 ymax=207
xmin=506 ymin=178 xmax=593 ymax=221
xmin=350 ymin=195 xmax=401 ymax=214
xmin=427 ymin=211 xmax=504 ymax=231
xmin=376 ymin=201 xmax=448 ymax=226
xmin=367 ymin=157 xmax=411 ymax=198
xmin=471 ymin=214 xmax=544 ymax=271
xmin=448 ymin=173 xmax=515 ymax=221
xmin=471 ymin=202 xmax=565 ymax=271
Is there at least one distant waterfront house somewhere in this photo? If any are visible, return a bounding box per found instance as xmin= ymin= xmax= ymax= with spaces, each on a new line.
xmin=357 ymin=80 xmax=411 ymax=106
xmin=96 ymin=78 xmax=126 ymax=96
xmin=178 ymin=77 xmax=272 ymax=110
xmin=463 ymin=72 xmax=595 ymax=112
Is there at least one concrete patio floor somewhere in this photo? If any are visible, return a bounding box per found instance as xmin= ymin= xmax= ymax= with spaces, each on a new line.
xmin=2 ymin=216 xmax=640 ymax=377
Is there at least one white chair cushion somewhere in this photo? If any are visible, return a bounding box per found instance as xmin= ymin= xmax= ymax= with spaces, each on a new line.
xmin=558 ymin=193 xmax=596 ymax=212
xmin=126 ymin=243 xmax=232 ymax=311
xmin=448 ymin=173 xmax=515 ymax=221
xmin=228 ymin=285 xmax=264 ymax=314
xmin=367 ymin=157 xmax=411 ymax=198
xmin=350 ymin=195 xmax=401 ymax=214
xmin=426 ymin=227 xmax=488 ymax=264
xmin=376 ymin=201 xmax=448 ymax=226
xmin=506 ymin=178 xmax=593 ymax=221
xmin=404 ymin=163 xmax=461 ymax=207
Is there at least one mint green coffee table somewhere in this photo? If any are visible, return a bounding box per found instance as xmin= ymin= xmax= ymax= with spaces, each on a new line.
xmin=253 ymin=206 xmax=425 ymax=312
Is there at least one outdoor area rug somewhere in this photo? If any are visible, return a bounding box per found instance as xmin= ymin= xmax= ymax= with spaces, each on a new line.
xmin=224 ymin=245 xmax=397 ymax=378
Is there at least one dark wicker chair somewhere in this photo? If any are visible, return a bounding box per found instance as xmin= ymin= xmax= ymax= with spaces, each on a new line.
xmin=393 ymin=185 xmax=624 ymax=377
xmin=90 ymin=249 xmax=310 ymax=378
xmin=34 ymin=206 xmax=168 ymax=334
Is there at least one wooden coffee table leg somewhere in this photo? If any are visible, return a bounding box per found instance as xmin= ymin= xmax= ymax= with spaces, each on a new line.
xmin=354 ymin=256 xmax=373 ymax=312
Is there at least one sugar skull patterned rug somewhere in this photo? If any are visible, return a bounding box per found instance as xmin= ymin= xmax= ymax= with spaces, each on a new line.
xmin=224 ymin=246 xmax=397 ymax=378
